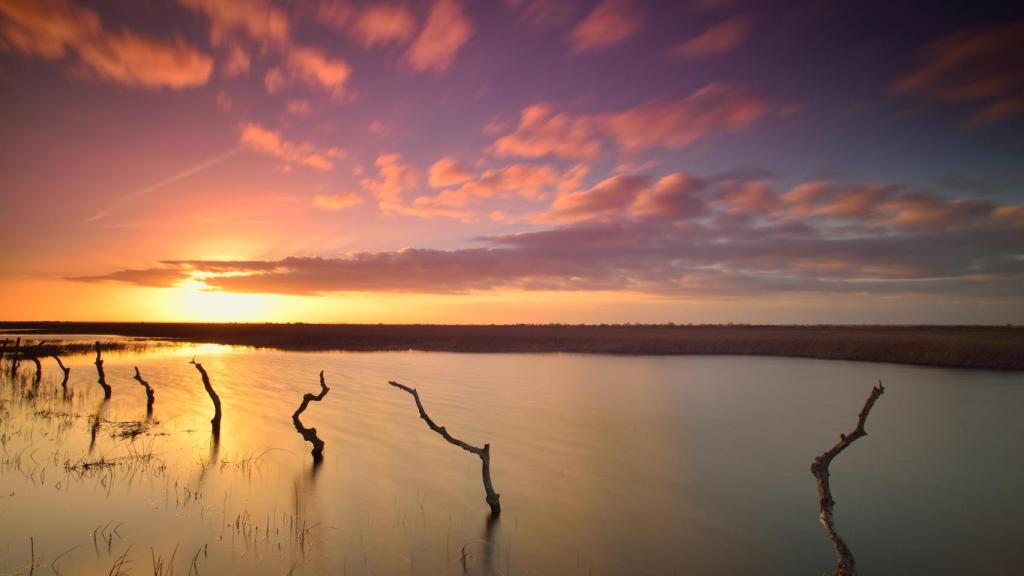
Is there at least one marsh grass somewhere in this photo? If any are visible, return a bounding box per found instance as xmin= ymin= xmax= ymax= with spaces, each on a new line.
xmin=0 ymin=356 xmax=332 ymax=576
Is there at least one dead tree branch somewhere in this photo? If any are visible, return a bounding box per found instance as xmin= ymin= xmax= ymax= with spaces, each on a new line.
xmin=389 ymin=380 xmax=501 ymax=515
xmin=9 ymin=337 xmax=20 ymax=379
xmin=51 ymin=355 xmax=71 ymax=394
xmin=28 ymin=341 xmax=44 ymax=388
xmin=132 ymin=367 xmax=155 ymax=415
xmin=292 ymin=371 xmax=330 ymax=461
xmin=190 ymin=358 xmax=221 ymax=435
xmin=94 ymin=342 xmax=112 ymax=398
xmin=810 ymin=381 xmax=885 ymax=576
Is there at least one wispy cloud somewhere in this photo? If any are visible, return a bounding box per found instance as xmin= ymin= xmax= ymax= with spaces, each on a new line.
xmin=404 ymin=0 xmax=474 ymax=73
xmin=0 ymin=0 xmax=214 ymax=89
xmin=568 ymin=0 xmax=643 ymax=54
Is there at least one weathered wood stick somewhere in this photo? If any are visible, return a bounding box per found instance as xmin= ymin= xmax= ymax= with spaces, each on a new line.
xmin=190 ymin=358 xmax=221 ymax=434
xmin=810 ymin=381 xmax=885 ymax=576
xmin=94 ymin=341 xmax=112 ymax=398
xmin=389 ymin=380 xmax=501 ymax=515
xmin=9 ymin=337 xmax=20 ymax=379
xmin=292 ymin=371 xmax=331 ymax=461
xmin=132 ymin=366 xmax=155 ymax=414
xmin=50 ymin=355 xmax=71 ymax=394
xmin=27 ymin=341 xmax=44 ymax=388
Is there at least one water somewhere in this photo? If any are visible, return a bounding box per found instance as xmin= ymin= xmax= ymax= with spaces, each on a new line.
xmin=0 ymin=342 xmax=1021 ymax=575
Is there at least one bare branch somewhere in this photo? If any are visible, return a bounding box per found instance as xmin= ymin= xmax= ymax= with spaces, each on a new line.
xmin=94 ymin=341 xmax=112 ymax=398
xmin=9 ymin=337 xmax=20 ymax=379
xmin=132 ymin=366 xmax=156 ymax=415
xmin=389 ymin=380 xmax=501 ymax=515
xmin=810 ymin=381 xmax=885 ymax=576
xmin=50 ymin=355 xmax=71 ymax=394
xmin=292 ymin=371 xmax=330 ymax=461
xmin=189 ymin=359 xmax=221 ymax=435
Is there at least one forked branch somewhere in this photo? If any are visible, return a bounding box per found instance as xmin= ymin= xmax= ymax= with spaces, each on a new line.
xmin=292 ymin=371 xmax=331 ymax=461
xmin=810 ymin=381 xmax=885 ymax=576
xmin=132 ymin=366 xmax=156 ymax=414
xmin=389 ymin=380 xmax=501 ymax=515
xmin=190 ymin=358 xmax=221 ymax=435
xmin=94 ymin=341 xmax=112 ymax=398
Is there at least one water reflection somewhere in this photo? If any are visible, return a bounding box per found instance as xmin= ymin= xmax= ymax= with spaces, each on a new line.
xmin=1 ymin=343 xmax=1022 ymax=575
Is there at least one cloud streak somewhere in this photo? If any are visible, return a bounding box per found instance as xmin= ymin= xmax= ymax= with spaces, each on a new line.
xmin=72 ymin=172 xmax=1024 ymax=298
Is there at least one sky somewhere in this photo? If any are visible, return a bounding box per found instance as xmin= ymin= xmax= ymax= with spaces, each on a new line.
xmin=0 ymin=0 xmax=1022 ymax=324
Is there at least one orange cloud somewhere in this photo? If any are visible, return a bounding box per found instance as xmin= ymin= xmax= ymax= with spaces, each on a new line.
xmin=493 ymin=85 xmax=768 ymax=160
xmin=240 ymin=123 xmax=345 ymax=171
xmin=492 ymin=103 xmax=603 ymax=160
xmin=545 ymin=174 xmax=648 ymax=223
xmin=630 ymin=173 xmax=706 ymax=220
xmin=602 ymin=84 xmax=767 ymax=154
xmin=350 ymin=3 xmax=416 ymax=47
xmin=891 ymin=22 xmax=1024 ymax=125
xmin=569 ymin=0 xmax=643 ymax=54
xmin=506 ymin=0 xmax=580 ymax=28
xmin=670 ymin=15 xmax=751 ymax=59
xmin=404 ymin=0 xmax=473 ymax=73
xmin=76 ymin=31 xmax=214 ymax=89
xmin=360 ymin=153 xmax=421 ymax=212
xmin=0 ymin=0 xmax=100 ymax=58
xmin=221 ymin=42 xmax=250 ymax=76
xmin=313 ymin=192 xmax=363 ymax=211
xmin=0 ymin=0 xmax=213 ymax=89
xmin=283 ymin=45 xmax=351 ymax=97
xmin=428 ymin=156 xmax=474 ymax=188
xmin=176 ymin=0 xmax=289 ymax=46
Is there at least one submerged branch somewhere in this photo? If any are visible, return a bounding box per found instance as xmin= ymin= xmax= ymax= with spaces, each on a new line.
xmin=50 ymin=355 xmax=71 ymax=394
xmin=189 ymin=358 xmax=221 ymax=435
xmin=94 ymin=341 xmax=112 ymax=398
xmin=9 ymin=337 xmax=20 ymax=379
xmin=810 ymin=381 xmax=885 ymax=576
xmin=132 ymin=366 xmax=156 ymax=414
xmin=389 ymin=380 xmax=501 ymax=515
xmin=292 ymin=371 xmax=330 ymax=461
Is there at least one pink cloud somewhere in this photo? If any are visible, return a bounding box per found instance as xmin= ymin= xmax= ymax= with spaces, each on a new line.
xmin=283 ymin=45 xmax=352 ymax=97
xmin=545 ymin=174 xmax=649 ymax=223
xmin=720 ymin=180 xmax=778 ymax=215
xmin=360 ymin=153 xmax=421 ymax=212
xmin=240 ymin=123 xmax=346 ymax=171
xmin=670 ymin=15 xmax=751 ymax=59
xmin=492 ymin=103 xmax=603 ymax=160
xmin=76 ymin=31 xmax=214 ymax=89
xmin=569 ymin=0 xmax=643 ymax=54
xmin=313 ymin=192 xmax=363 ymax=211
xmin=493 ymin=85 xmax=769 ymax=160
xmin=0 ymin=0 xmax=213 ymax=89
xmin=176 ymin=0 xmax=290 ymax=46
xmin=601 ymin=84 xmax=768 ymax=154
xmin=505 ymin=0 xmax=580 ymax=28
xmin=221 ymin=42 xmax=250 ymax=76
xmin=350 ymin=3 xmax=416 ymax=47
xmin=0 ymin=0 xmax=101 ymax=58
xmin=428 ymin=156 xmax=474 ymax=188
xmin=630 ymin=173 xmax=707 ymax=220
xmin=74 ymin=173 xmax=1024 ymax=298
xmin=891 ymin=22 xmax=1024 ymax=125
xmin=404 ymin=0 xmax=473 ymax=73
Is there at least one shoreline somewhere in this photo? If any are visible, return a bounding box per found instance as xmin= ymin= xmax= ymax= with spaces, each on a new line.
xmin=2 ymin=321 xmax=1022 ymax=371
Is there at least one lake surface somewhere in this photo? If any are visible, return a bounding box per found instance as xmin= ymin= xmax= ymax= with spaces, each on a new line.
xmin=1 ymin=339 xmax=1022 ymax=575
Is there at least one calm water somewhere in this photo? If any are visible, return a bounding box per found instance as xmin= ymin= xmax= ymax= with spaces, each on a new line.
xmin=1 ymin=340 xmax=1022 ymax=575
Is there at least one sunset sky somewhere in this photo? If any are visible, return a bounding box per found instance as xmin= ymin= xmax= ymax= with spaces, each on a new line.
xmin=1 ymin=0 xmax=1022 ymax=323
